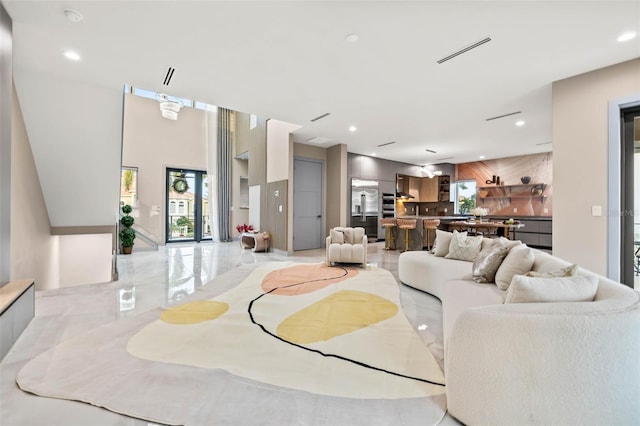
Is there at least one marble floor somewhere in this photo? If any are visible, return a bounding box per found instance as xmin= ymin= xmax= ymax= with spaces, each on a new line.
xmin=0 ymin=241 xmax=457 ymax=426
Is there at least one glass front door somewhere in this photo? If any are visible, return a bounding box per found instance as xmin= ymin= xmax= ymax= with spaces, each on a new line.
xmin=166 ymin=169 xmax=210 ymax=243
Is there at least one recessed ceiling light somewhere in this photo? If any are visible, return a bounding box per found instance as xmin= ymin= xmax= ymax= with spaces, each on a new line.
xmin=64 ymin=50 xmax=81 ymax=61
xmin=617 ymin=31 xmax=637 ymax=42
xmin=345 ymin=34 xmax=359 ymax=43
xmin=371 ymin=153 xmax=377 ymax=157
xmin=515 ymin=120 xmax=525 ymax=127
xmin=479 ymin=155 xmax=486 ymax=159
xmin=349 ymin=125 xmax=357 ymax=132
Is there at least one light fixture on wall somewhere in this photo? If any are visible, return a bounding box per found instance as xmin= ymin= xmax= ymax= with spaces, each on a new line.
xmin=157 ymin=94 xmax=183 ymax=120
xmin=422 ymin=149 xmax=443 ymax=178
xmin=421 ymin=167 xmax=443 ymax=178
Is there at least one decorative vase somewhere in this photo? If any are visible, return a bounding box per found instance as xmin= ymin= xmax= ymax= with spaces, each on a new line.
xmin=520 ymin=176 xmax=531 ymax=184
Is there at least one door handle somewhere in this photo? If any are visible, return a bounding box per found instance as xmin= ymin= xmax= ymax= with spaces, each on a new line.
xmin=316 ymin=215 xmax=322 ymax=218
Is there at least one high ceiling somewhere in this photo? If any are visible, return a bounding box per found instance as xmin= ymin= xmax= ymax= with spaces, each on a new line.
xmin=4 ymin=0 xmax=640 ymax=165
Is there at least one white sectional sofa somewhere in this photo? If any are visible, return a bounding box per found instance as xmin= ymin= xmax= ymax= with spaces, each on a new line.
xmin=399 ymin=236 xmax=640 ymax=425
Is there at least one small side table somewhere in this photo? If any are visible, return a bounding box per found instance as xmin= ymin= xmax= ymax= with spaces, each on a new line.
xmin=240 ymin=232 xmax=270 ymax=252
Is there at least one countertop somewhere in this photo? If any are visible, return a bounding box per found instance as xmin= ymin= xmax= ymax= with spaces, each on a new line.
xmin=396 ymin=215 xmax=468 ymax=220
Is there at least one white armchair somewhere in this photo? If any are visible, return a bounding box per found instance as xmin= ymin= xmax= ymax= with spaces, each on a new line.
xmin=326 ymin=227 xmax=367 ymax=268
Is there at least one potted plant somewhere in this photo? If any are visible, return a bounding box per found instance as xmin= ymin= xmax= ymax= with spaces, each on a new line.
xmin=120 ymin=204 xmax=136 ymax=254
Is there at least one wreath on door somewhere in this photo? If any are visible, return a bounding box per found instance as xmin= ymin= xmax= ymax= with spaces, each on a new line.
xmin=172 ymin=173 xmax=189 ymax=194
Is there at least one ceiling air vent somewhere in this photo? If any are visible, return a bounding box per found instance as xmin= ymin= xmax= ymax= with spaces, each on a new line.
xmin=437 ymin=37 xmax=492 ymax=64
xmin=485 ymin=111 xmax=521 ymax=121
xmin=305 ymin=136 xmax=332 ymax=145
xmin=163 ymin=67 xmax=175 ymax=86
xmin=377 ymin=141 xmax=396 ymax=147
xmin=310 ymin=113 xmax=331 ymax=122
xmin=437 ymin=156 xmax=454 ymax=161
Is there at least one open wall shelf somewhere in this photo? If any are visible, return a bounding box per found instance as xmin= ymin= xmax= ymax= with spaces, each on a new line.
xmin=478 ymin=183 xmax=547 ymax=201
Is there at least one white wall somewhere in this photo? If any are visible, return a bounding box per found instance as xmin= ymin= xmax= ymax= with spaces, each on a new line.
xmin=122 ymin=94 xmax=207 ymax=242
xmin=266 ymin=119 xmax=301 ymax=183
xmin=10 ymin=86 xmax=60 ymax=290
xmin=552 ymin=58 xmax=640 ymax=275
xmin=13 ymin=69 xmax=122 ymax=227
xmin=58 ymin=234 xmax=112 ymax=287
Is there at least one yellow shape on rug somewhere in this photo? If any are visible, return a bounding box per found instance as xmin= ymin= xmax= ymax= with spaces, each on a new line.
xmin=277 ymin=290 xmax=398 ymax=344
xmin=161 ymin=301 xmax=229 ymax=325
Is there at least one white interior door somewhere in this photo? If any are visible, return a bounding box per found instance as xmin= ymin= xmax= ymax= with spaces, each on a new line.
xmin=293 ymin=158 xmax=323 ymax=250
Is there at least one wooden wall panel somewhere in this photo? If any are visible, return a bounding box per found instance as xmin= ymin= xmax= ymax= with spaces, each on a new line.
xmin=248 ymin=116 xmax=267 ymax=187
xmin=264 ymin=180 xmax=288 ymax=251
xmin=234 ymin=112 xmax=250 ymax=156
xmin=456 ymin=152 xmax=552 ymax=217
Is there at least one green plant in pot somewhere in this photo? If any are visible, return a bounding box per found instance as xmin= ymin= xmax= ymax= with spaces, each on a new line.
xmin=120 ymin=204 xmax=136 ymax=254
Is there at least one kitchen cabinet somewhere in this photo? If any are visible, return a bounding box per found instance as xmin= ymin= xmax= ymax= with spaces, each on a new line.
xmin=438 ymin=176 xmax=451 ymax=202
xmin=490 ymin=216 xmax=552 ymax=250
xmin=396 ymin=175 xmax=450 ymax=202
xmin=408 ymin=177 xmax=421 ymax=199
xmin=420 ymin=177 xmax=438 ymax=202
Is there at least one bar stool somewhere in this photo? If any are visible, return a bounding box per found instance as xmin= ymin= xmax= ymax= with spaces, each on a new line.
xmin=380 ymin=218 xmax=397 ymax=250
xmin=397 ymin=218 xmax=417 ymax=252
xmin=423 ymin=219 xmax=440 ymax=251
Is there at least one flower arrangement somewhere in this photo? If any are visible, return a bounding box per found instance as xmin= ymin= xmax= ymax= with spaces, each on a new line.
xmin=470 ymin=207 xmax=488 ymax=217
xmin=236 ymin=224 xmax=254 ymax=233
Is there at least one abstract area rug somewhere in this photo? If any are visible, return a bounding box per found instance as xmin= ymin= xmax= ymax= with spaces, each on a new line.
xmin=17 ymin=262 xmax=446 ymax=425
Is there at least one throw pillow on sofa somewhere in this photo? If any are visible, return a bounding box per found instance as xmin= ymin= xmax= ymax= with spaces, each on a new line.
xmin=342 ymin=227 xmax=354 ymax=244
xmin=495 ymin=244 xmax=535 ymax=291
xmin=330 ymin=229 xmax=344 ymax=244
xmin=472 ymin=239 xmax=513 ymax=283
xmin=504 ymin=274 xmax=599 ymax=303
xmin=445 ymin=230 xmax=483 ymax=262
xmin=433 ymin=229 xmax=467 ymax=257
xmin=525 ymin=264 xmax=578 ymax=278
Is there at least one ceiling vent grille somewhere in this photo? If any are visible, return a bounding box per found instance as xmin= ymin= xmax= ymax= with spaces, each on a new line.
xmin=305 ymin=136 xmax=332 ymax=145
xmin=485 ymin=111 xmax=521 ymax=121
xmin=163 ymin=67 xmax=175 ymax=86
xmin=437 ymin=37 xmax=492 ymax=64
xmin=377 ymin=141 xmax=396 ymax=147
xmin=310 ymin=113 xmax=331 ymax=122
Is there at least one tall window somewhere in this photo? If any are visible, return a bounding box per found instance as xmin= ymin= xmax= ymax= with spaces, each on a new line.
xmin=119 ymin=167 xmax=138 ymax=207
xmin=453 ymin=180 xmax=477 ymax=214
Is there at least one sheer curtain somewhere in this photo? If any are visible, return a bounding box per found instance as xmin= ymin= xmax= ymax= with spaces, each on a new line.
xmin=205 ymin=106 xmax=232 ymax=242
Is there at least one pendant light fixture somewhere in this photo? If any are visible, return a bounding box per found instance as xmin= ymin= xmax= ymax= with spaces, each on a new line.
xmin=157 ymin=93 xmax=183 ymax=120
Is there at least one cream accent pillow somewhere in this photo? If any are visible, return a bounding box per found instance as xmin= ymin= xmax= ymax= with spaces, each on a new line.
xmin=504 ymin=275 xmax=599 ymax=303
xmin=433 ymin=230 xmax=466 ymax=257
xmin=525 ymin=264 xmax=578 ymax=278
xmin=472 ymin=239 xmax=512 ymax=283
xmin=330 ymin=229 xmax=344 ymax=244
xmin=495 ymin=237 xmax=522 ymax=250
xmin=495 ymin=244 xmax=535 ymax=291
xmin=342 ymin=227 xmax=354 ymax=244
xmin=445 ymin=230 xmax=483 ymax=262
